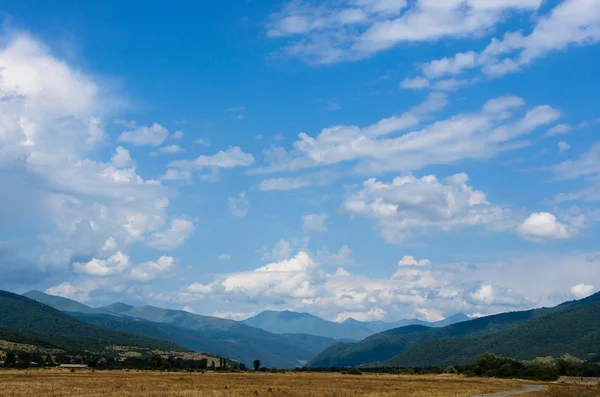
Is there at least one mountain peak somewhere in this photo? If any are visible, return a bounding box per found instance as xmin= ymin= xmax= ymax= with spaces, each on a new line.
xmin=103 ymin=302 xmax=134 ymax=313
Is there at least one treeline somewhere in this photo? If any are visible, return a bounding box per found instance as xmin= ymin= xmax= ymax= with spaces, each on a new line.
xmin=0 ymin=351 xmax=245 ymax=371
xmin=296 ymin=353 xmax=600 ymax=381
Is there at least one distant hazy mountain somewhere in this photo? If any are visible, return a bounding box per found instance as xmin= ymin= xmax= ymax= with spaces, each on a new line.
xmin=310 ymin=291 xmax=600 ymax=368
xmin=23 ymin=290 xmax=108 ymax=314
xmin=25 ymin=291 xmax=338 ymax=368
xmin=243 ymin=310 xmax=469 ymax=340
xmin=243 ymin=310 xmax=374 ymax=340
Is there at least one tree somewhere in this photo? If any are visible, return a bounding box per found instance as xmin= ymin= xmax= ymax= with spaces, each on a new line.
xmin=5 ymin=352 xmax=16 ymax=367
xmin=253 ymin=360 xmax=261 ymax=371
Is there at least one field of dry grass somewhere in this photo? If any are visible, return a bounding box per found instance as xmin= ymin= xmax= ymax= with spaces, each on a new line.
xmin=3 ymin=370 xmax=598 ymax=397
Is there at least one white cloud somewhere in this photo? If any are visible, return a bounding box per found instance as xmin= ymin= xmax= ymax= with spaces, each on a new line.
xmin=263 ymin=239 xmax=293 ymax=261
xmin=111 ymin=147 xmax=133 ymax=167
xmin=558 ymin=141 xmax=571 ymax=153
xmin=302 ymin=213 xmax=329 ymax=232
xmin=554 ymin=143 xmax=600 ymax=179
xmin=158 ymin=145 xmax=185 ymax=155
xmin=118 ymin=123 xmax=170 ymax=146
xmin=228 ymin=192 xmax=250 ymax=217
xmin=401 ymin=76 xmax=430 ymax=90
xmin=516 ymin=212 xmax=576 ymax=243
xmin=251 ymin=95 xmax=559 ymax=176
xmin=161 ymin=169 xmax=192 ymax=182
xmin=398 ymin=255 xmax=430 ymax=267
xmin=570 ymin=283 xmax=595 ymax=299
xmin=546 ymin=123 xmax=572 ymax=136
xmin=218 ymin=253 xmax=232 ymax=261
xmin=0 ymin=33 xmax=184 ymax=282
xmin=171 ymin=130 xmax=184 ymax=140
xmin=316 ymin=245 xmax=354 ymax=267
xmin=410 ymin=0 xmax=600 ymax=87
xmin=335 ymin=308 xmax=387 ymax=322
xmin=170 ymin=146 xmax=254 ymax=170
xmin=342 ymin=173 xmax=511 ymax=244
xmin=194 ymin=138 xmax=211 ymax=146
xmin=147 ymin=218 xmax=195 ymax=250
xmin=130 ymin=256 xmax=175 ymax=282
xmin=73 ymin=251 xmax=130 ymax=277
xmin=267 ymin=0 xmax=542 ymax=64
xmin=179 ymin=251 xmax=535 ymax=322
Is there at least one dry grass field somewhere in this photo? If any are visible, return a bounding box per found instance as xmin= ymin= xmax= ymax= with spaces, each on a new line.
xmin=1 ymin=370 xmax=598 ymax=397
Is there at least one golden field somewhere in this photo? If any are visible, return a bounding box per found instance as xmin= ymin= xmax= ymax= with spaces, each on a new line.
xmin=0 ymin=370 xmax=599 ymax=397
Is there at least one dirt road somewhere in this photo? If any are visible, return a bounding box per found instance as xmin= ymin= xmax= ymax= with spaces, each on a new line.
xmin=473 ymin=384 xmax=546 ymax=396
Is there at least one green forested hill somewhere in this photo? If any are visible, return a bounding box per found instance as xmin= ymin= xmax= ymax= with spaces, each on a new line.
xmin=0 ymin=290 xmax=182 ymax=352
xmin=72 ymin=312 xmax=337 ymax=368
xmin=310 ymin=292 xmax=600 ymax=368
xmin=26 ymin=291 xmax=340 ymax=368
xmin=383 ymin=301 xmax=600 ymax=367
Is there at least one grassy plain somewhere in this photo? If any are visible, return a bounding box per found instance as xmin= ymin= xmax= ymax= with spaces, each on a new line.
xmin=0 ymin=370 xmax=598 ymax=397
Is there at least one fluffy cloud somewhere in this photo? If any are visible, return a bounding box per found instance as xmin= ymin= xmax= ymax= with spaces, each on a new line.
xmin=342 ymin=173 xmax=511 ymax=243
xmin=410 ymin=0 xmax=600 ymax=86
xmin=178 ymin=251 xmax=536 ymax=321
xmin=517 ymin=212 xmax=577 ymax=243
xmin=316 ymin=245 xmax=354 ymax=267
xmin=570 ymin=283 xmax=595 ymax=299
xmin=218 ymin=253 xmax=232 ymax=261
xmin=267 ymin=0 xmax=542 ymax=64
xmin=118 ymin=123 xmax=170 ymax=146
xmin=130 ymin=256 xmax=175 ymax=282
xmin=302 ymin=213 xmax=329 ymax=232
xmin=228 ymin=192 xmax=250 ymax=217
xmin=111 ymin=147 xmax=133 ymax=167
xmin=251 ymin=95 xmax=559 ymax=176
xmin=73 ymin=251 xmax=130 ymax=276
xmin=0 ymin=33 xmax=188 ymax=284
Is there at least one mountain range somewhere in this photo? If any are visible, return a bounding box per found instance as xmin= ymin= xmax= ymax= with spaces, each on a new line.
xmin=309 ymin=291 xmax=600 ymax=368
xmin=6 ymin=289 xmax=600 ymax=370
xmin=22 ymin=291 xmax=339 ymax=368
xmin=242 ymin=310 xmax=469 ymax=340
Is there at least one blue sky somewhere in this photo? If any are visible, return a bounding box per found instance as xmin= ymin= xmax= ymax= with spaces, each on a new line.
xmin=1 ymin=0 xmax=599 ymax=322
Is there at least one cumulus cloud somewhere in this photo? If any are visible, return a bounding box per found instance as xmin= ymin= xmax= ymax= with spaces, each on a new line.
xmin=118 ymin=123 xmax=170 ymax=146
xmin=570 ymin=283 xmax=595 ymax=299
xmin=0 ymin=33 xmax=187 ymax=281
xmin=218 ymin=253 xmax=232 ymax=261
xmin=316 ymin=245 xmax=354 ymax=267
xmin=130 ymin=256 xmax=175 ymax=282
xmin=302 ymin=213 xmax=329 ymax=232
xmin=111 ymin=147 xmax=133 ymax=167
xmin=263 ymin=239 xmax=293 ymax=261
xmin=228 ymin=192 xmax=250 ymax=217
xmin=176 ymin=251 xmax=535 ymax=322
xmin=516 ymin=212 xmax=581 ymax=243
xmin=73 ymin=251 xmax=130 ymax=276
xmin=342 ymin=173 xmax=511 ymax=244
